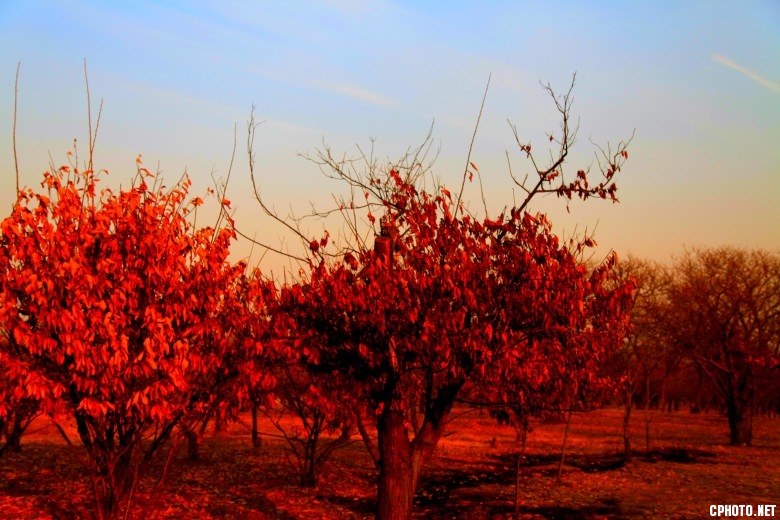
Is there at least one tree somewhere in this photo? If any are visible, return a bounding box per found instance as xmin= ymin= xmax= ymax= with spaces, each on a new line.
xmin=259 ymin=78 xmax=634 ymax=519
xmin=179 ymin=267 xmax=276 ymax=461
xmin=0 ymin=365 xmax=39 ymax=457
xmin=0 ymin=158 xmax=252 ymax=519
xmin=262 ymin=360 xmax=355 ymax=487
xmin=607 ymin=256 xmax=676 ymax=458
xmin=0 ymin=335 xmax=41 ymax=457
xmin=667 ymin=247 xmax=780 ymax=446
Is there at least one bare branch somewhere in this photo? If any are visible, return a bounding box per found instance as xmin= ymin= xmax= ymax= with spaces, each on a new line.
xmin=455 ymin=73 xmax=491 ymax=217
xmin=504 ymin=73 xmax=634 ymax=218
xmin=13 ymin=62 xmax=20 ymax=199
xmin=223 ymin=107 xmax=320 ymax=267
xmin=210 ymin=123 xmax=239 ymax=236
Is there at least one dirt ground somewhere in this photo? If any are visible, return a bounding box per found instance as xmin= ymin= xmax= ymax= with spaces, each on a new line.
xmin=1 ymin=407 xmax=778 ymax=519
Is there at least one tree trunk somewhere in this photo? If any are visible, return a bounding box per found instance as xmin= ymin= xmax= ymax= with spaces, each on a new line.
xmin=374 ymin=380 xmax=456 ymax=520
xmin=643 ymin=371 xmax=653 ymax=453
xmin=691 ymin=366 xmax=704 ymax=413
xmin=623 ymin=387 xmax=632 ymax=462
xmin=727 ymin=402 xmax=752 ymax=446
xmin=514 ymin=413 xmax=529 ymax=513
xmin=376 ymin=410 xmax=415 ymax=520
xmin=356 ymin=412 xmax=380 ymax=469
xmin=7 ymin=427 xmax=22 ymax=453
xmin=659 ymin=376 xmax=668 ymax=413
xmin=557 ymin=407 xmax=573 ymax=481
xmin=301 ymin=430 xmax=319 ymax=487
xmin=251 ymin=402 xmax=261 ymax=449
xmin=302 ymin=452 xmax=317 ymax=487
xmin=2 ymin=414 xmax=24 ymax=453
xmin=185 ymin=416 xmax=212 ymax=460
xmin=186 ymin=429 xmax=200 ymax=460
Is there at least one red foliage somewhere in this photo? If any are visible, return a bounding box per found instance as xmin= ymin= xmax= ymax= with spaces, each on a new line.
xmin=280 ymin=168 xmax=634 ymax=519
xmin=0 ymin=163 xmax=255 ymax=518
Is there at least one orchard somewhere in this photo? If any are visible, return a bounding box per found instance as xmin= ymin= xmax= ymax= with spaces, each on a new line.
xmin=2 ymin=75 xmax=778 ymax=520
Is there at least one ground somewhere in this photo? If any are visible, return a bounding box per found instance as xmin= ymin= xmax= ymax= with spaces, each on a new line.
xmin=1 ymin=407 xmax=778 ymax=519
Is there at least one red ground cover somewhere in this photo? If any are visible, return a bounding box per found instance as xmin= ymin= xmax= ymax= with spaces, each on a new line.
xmin=1 ymin=407 xmax=778 ymax=518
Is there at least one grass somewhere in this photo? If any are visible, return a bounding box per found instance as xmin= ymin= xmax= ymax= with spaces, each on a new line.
xmin=1 ymin=407 xmax=778 ymax=518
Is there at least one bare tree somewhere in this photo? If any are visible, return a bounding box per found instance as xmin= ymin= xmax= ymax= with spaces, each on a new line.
xmin=609 ymin=256 xmax=678 ymax=458
xmin=668 ymin=247 xmax=780 ymax=446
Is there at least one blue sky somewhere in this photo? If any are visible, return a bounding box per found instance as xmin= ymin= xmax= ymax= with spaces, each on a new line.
xmin=1 ymin=0 xmax=778 ymax=272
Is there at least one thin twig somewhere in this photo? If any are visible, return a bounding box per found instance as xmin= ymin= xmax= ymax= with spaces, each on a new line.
xmin=455 ymin=73 xmax=491 ymax=217
xmin=213 ymin=123 xmax=238 ymax=236
xmin=13 ymin=62 xmax=20 ymax=198
xmin=91 ymin=99 xmax=103 ymax=171
xmin=84 ymin=60 xmax=93 ymax=172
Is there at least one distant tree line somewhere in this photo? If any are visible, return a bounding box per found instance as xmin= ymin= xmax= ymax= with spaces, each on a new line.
xmin=607 ymin=248 xmax=780 ymax=453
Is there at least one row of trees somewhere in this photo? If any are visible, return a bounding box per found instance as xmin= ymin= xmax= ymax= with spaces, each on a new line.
xmin=3 ymin=76 xmax=775 ymax=519
xmin=1 ymin=77 xmax=636 ymax=519
xmin=613 ymin=249 xmax=780 ymax=453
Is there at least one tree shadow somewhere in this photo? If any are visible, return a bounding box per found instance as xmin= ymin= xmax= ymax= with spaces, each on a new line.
xmin=411 ymin=449 xmax=720 ymax=518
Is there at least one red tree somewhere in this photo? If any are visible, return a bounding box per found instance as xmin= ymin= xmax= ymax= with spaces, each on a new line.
xmin=0 ymin=158 xmax=252 ymax=519
xmin=0 ymin=360 xmax=39 ymax=456
xmin=282 ymin=170 xmax=633 ymax=518
xmin=246 ymin=77 xmax=634 ymax=519
xmin=261 ymin=359 xmax=355 ymax=487
xmin=270 ymin=83 xmax=631 ymax=519
xmin=179 ymin=266 xmax=277 ymax=461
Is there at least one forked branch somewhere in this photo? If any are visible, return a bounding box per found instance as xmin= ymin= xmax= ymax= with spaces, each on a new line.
xmin=507 ymin=73 xmax=634 ymax=214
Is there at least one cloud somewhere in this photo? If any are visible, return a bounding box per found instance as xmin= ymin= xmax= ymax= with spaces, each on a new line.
xmin=237 ymin=63 xmax=397 ymax=109
xmin=711 ymin=53 xmax=780 ymax=93
xmin=316 ymin=80 xmax=397 ymax=108
xmin=320 ymin=0 xmax=380 ymax=17
xmin=319 ymin=0 xmax=409 ymax=19
xmin=114 ymin=78 xmax=244 ymax=120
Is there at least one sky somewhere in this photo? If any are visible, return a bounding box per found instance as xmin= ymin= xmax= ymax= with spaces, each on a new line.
xmin=1 ymin=0 xmax=778 ymax=274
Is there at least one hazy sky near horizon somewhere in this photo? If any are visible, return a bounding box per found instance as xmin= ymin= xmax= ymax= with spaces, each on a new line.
xmin=1 ymin=0 xmax=778 ymax=272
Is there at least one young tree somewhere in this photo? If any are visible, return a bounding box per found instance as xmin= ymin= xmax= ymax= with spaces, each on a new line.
xmin=0 ymin=370 xmax=39 ymax=456
xmin=0 ymin=159 xmax=252 ymax=519
xmin=0 ymin=334 xmax=41 ymax=456
xmin=179 ymin=267 xmax=276 ymax=461
xmin=667 ymin=247 xmax=780 ymax=446
xmin=608 ymin=256 xmax=676 ymax=457
xmin=263 ymin=361 xmax=354 ymax=487
xmin=261 ymin=78 xmax=634 ymax=519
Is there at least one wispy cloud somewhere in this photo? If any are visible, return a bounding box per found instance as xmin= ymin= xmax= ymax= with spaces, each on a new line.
xmin=316 ymin=80 xmax=397 ymax=108
xmin=711 ymin=53 xmax=780 ymax=93
xmin=319 ymin=0 xmax=409 ymax=19
xmin=320 ymin=0 xmax=381 ymax=17
xmin=115 ymin=79 xmax=244 ymax=120
xmin=240 ymin=65 xmax=397 ymax=109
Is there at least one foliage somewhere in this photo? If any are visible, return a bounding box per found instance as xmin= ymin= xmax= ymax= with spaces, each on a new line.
xmin=278 ymin=119 xmax=633 ymax=519
xmin=262 ymin=361 xmax=355 ymax=487
xmin=0 ymin=158 xmax=253 ymax=518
